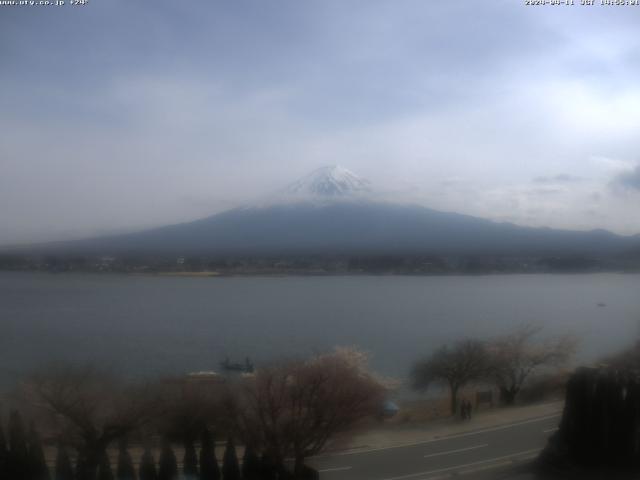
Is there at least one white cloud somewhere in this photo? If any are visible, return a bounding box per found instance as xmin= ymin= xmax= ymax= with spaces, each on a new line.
xmin=3 ymin=1 xmax=640 ymax=243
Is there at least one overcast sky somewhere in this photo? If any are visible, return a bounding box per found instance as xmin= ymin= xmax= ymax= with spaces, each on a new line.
xmin=2 ymin=0 xmax=640 ymax=245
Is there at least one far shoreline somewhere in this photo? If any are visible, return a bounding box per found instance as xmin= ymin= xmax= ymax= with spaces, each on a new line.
xmin=1 ymin=269 xmax=638 ymax=278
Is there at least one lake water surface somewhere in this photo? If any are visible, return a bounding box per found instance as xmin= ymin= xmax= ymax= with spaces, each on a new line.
xmin=1 ymin=272 xmax=639 ymax=388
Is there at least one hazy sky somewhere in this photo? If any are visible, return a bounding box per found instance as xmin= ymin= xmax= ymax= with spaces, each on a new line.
xmin=2 ymin=0 xmax=640 ymax=245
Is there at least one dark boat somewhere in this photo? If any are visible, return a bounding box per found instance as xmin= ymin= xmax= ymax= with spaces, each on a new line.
xmin=220 ymin=356 xmax=254 ymax=373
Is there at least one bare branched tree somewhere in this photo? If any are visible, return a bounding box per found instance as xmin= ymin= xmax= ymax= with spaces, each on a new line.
xmin=412 ymin=339 xmax=489 ymax=415
xmin=154 ymin=375 xmax=227 ymax=442
xmin=486 ymin=325 xmax=576 ymax=405
xmin=233 ymin=348 xmax=385 ymax=475
xmin=24 ymin=366 xmax=163 ymax=480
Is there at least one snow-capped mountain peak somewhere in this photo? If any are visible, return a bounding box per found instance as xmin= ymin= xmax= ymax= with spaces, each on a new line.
xmin=282 ymin=165 xmax=371 ymax=198
xmin=246 ymin=165 xmax=374 ymax=209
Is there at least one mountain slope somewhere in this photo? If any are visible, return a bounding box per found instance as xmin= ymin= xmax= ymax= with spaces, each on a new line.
xmin=14 ymin=166 xmax=640 ymax=257
xmin=44 ymin=201 xmax=636 ymax=257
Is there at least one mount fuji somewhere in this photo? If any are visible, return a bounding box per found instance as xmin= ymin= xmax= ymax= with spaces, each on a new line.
xmin=20 ymin=166 xmax=640 ymax=258
xmin=280 ymin=165 xmax=371 ymax=199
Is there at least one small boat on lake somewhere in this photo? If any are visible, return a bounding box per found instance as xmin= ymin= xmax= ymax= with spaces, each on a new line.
xmin=220 ymin=356 xmax=255 ymax=373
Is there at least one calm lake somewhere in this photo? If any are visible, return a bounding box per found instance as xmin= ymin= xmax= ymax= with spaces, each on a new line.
xmin=1 ymin=272 xmax=639 ymax=388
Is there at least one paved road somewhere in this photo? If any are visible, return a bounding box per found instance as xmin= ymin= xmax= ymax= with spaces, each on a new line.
xmin=309 ymin=414 xmax=560 ymax=480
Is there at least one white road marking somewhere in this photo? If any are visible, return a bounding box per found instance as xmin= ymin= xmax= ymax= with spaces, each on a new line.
xmin=380 ymin=448 xmax=542 ymax=480
xmin=429 ymin=414 xmax=560 ymax=442
xmin=318 ymin=466 xmax=352 ymax=473
xmin=543 ymin=427 xmax=558 ymax=433
xmin=316 ymin=413 xmax=560 ymax=458
xmin=423 ymin=443 xmax=488 ymax=459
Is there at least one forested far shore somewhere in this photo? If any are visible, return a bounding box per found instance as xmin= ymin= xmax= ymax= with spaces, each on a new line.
xmin=1 ymin=252 xmax=639 ymax=275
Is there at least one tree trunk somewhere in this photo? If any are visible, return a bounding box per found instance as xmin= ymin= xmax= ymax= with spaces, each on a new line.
xmin=500 ymin=386 xmax=517 ymax=405
xmin=293 ymin=453 xmax=319 ymax=479
xmin=77 ymin=438 xmax=111 ymax=480
xmin=294 ymin=453 xmax=305 ymax=477
xmin=76 ymin=447 xmax=100 ymax=480
xmin=450 ymin=383 xmax=459 ymax=416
